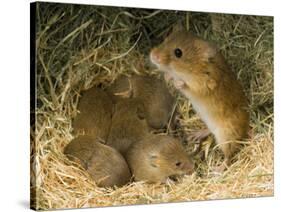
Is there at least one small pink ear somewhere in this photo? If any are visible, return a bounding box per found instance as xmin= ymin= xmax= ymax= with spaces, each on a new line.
xmin=207 ymin=78 xmax=217 ymax=90
xmin=202 ymin=42 xmax=217 ymax=61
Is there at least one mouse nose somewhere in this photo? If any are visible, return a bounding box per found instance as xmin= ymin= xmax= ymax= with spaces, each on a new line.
xmin=183 ymin=162 xmax=194 ymax=175
xmin=150 ymin=49 xmax=161 ymax=65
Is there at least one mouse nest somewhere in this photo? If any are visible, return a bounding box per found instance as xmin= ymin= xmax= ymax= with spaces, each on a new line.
xmin=31 ymin=2 xmax=273 ymax=210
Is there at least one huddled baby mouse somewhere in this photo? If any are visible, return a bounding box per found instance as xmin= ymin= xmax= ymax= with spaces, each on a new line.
xmin=106 ymin=98 xmax=150 ymax=155
xmin=131 ymin=75 xmax=176 ymax=129
xmin=72 ymin=87 xmax=113 ymax=142
xmin=64 ymin=135 xmax=131 ymax=187
xmin=150 ymin=24 xmax=249 ymax=170
xmin=106 ymin=74 xmax=176 ymax=130
xmin=126 ymin=134 xmax=194 ymax=183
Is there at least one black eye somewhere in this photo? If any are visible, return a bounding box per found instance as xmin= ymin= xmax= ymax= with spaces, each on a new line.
xmin=174 ymin=48 xmax=183 ymax=58
xmin=175 ymin=162 xmax=182 ymax=167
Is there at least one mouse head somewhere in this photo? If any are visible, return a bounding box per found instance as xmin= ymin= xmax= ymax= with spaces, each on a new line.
xmin=149 ymin=136 xmax=194 ymax=177
xmin=150 ymin=24 xmax=221 ymax=93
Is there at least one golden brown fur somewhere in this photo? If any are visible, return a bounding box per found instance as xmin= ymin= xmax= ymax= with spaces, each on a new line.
xmin=72 ymin=87 xmax=113 ymax=142
xmin=150 ymin=25 xmax=249 ymax=166
xmin=106 ymin=98 xmax=150 ymax=155
xmin=64 ymin=135 xmax=131 ymax=187
xmin=126 ymin=134 xmax=194 ymax=183
xmin=106 ymin=75 xmax=175 ymax=129
xmin=131 ymin=75 xmax=176 ymax=129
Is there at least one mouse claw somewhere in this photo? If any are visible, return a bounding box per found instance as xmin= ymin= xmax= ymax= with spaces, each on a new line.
xmin=188 ymin=128 xmax=211 ymax=143
xmin=211 ymin=161 xmax=229 ymax=174
xmin=113 ymin=88 xmax=132 ymax=98
xmin=188 ymin=129 xmax=211 ymax=156
xmin=173 ymin=80 xmax=185 ymax=90
xmin=164 ymin=72 xmax=173 ymax=82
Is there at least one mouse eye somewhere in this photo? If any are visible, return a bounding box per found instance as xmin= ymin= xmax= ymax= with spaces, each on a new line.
xmin=174 ymin=48 xmax=183 ymax=58
xmin=175 ymin=162 xmax=182 ymax=167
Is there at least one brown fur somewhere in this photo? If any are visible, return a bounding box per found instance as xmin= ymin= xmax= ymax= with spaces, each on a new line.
xmin=126 ymin=134 xmax=194 ymax=183
xmin=106 ymin=75 xmax=176 ymax=130
xmin=64 ymin=135 xmax=131 ymax=187
xmin=72 ymin=87 xmax=113 ymax=142
xmin=150 ymin=26 xmax=249 ymax=166
xmin=106 ymin=98 xmax=150 ymax=155
xmin=131 ymin=75 xmax=176 ymax=129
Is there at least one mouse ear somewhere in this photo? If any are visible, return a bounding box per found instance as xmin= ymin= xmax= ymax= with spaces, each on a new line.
xmin=207 ymin=78 xmax=217 ymax=90
xmin=198 ymin=40 xmax=218 ymax=62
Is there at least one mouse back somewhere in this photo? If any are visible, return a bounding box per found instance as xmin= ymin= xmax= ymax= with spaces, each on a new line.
xmin=107 ymin=98 xmax=149 ymax=155
xmin=64 ymin=135 xmax=98 ymax=167
xmin=64 ymin=135 xmax=131 ymax=187
xmin=72 ymin=87 xmax=113 ymax=141
xmin=131 ymin=75 xmax=176 ymax=129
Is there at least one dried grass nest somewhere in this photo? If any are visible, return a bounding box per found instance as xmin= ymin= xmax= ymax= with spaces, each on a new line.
xmin=31 ymin=2 xmax=273 ymax=210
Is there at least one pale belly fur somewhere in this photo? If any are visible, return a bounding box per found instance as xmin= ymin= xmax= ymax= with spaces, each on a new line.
xmin=182 ymin=90 xmax=223 ymax=142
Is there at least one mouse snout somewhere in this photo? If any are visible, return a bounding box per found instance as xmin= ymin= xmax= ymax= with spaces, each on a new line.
xmin=182 ymin=162 xmax=194 ymax=175
xmin=150 ymin=49 xmax=162 ymax=65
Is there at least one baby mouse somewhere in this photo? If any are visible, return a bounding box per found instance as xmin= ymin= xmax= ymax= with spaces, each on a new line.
xmin=126 ymin=134 xmax=194 ymax=183
xmin=106 ymin=98 xmax=150 ymax=155
xmin=72 ymin=87 xmax=113 ymax=142
xmin=131 ymin=75 xmax=176 ymax=130
xmin=150 ymin=25 xmax=249 ymax=171
xmin=106 ymin=74 xmax=176 ymax=130
xmin=64 ymin=135 xmax=131 ymax=187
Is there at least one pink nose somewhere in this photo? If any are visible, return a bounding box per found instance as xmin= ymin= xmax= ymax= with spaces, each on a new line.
xmin=183 ymin=162 xmax=194 ymax=175
xmin=150 ymin=50 xmax=161 ymax=64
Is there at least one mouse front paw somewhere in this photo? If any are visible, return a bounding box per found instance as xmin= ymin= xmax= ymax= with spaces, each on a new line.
xmin=164 ymin=72 xmax=173 ymax=82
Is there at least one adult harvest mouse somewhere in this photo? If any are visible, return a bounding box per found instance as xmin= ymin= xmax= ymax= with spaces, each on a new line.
xmin=106 ymin=74 xmax=176 ymax=130
xmin=64 ymin=135 xmax=131 ymax=187
xmin=126 ymin=134 xmax=194 ymax=183
xmin=150 ymin=25 xmax=249 ymax=170
xmin=106 ymin=98 xmax=150 ymax=155
xmin=72 ymin=87 xmax=113 ymax=142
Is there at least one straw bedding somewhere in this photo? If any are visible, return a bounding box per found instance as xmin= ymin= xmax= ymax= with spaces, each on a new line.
xmin=31 ymin=2 xmax=273 ymax=210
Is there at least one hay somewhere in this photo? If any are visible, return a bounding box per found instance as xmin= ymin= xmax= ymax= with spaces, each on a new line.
xmin=31 ymin=2 xmax=273 ymax=210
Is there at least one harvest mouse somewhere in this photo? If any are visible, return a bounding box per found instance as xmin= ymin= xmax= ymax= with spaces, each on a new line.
xmin=106 ymin=98 xmax=150 ymax=155
xmin=106 ymin=74 xmax=176 ymax=130
xmin=64 ymin=135 xmax=131 ymax=187
xmin=72 ymin=87 xmax=113 ymax=142
xmin=150 ymin=25 xmax=249 ymax=170
xmin=126 ymin=134 xmax=194 ymax=183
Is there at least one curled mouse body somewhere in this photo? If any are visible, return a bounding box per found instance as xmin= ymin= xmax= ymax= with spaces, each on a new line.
xmin=131 ymin=75 xmax=176 ymax=129
xmin=126 ymin=134 xmax=194 ymax=183
xmin=106 ymin=98 xmax=150 ymax=155
xmin=72 ymin=87 xmax=113 ymax=142
xmin=106 ymin=74 xmax=176 ymax=130
xmin=64 ymin=135 xmax=131 ymax=187
xmin=150 ymin=25 xmax=249 ymax=170
xmin=106 ymin=75 xmax=132 ymax=103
